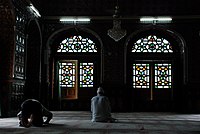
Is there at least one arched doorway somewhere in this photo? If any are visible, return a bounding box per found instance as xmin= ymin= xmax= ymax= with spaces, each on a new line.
xmin=125 ymin=28 xmax=186 ymax=112
xmin=25 ymin=19 xmax=42 ymax=99
xmin=48 ymin=27 xmax=103 ymax=110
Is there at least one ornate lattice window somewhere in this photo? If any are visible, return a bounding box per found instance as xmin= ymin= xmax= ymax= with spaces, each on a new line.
xmin=57 ymin=35 xmax=98 ymax=100
xmin=59 ymin=62 xmax=94 ymax=88
xmin=57 ymin=35 xmax=97 ymax=88
xmin=132 ymin=63 xmax=172 ymax=89
xmin=131 ymin=35 xmax=173 ymax=89
xmin=133 ymin=64 xmax=150 ymax=88
xmin=57 ymin=35 xmax=97 ymax=52
xmin=59 ymin=62 xmax=76 ymax=87
xmin=155 ymin=63 xmax=172 ymax=88
xmin=132 ymin=35 xmax=173 ymax=53
xmin=80 ymin=63 xmax=94 ymax=87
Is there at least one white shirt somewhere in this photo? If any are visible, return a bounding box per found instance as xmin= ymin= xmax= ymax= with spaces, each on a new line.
xmin=91 ymin=94 xmax=111 ymax=122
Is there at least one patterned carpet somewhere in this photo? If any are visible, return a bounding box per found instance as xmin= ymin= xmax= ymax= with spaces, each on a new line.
xmin=1 ymin=111 xmax=200 ymax=134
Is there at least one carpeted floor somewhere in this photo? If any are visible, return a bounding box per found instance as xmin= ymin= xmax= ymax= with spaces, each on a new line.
xmin=1 ymin=111 xmax=200 ymax=134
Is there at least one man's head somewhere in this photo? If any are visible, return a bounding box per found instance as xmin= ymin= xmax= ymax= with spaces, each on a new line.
xmin=97 ymin=87 xmax=104 ymax=95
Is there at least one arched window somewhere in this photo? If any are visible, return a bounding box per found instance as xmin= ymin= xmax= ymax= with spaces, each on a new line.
xmin=132 ymin=35 xmax=173 ymax=90
xmin=56 ymin=35 xmax=98 ymax=100
xmin=127 ymin=33 xmax=175 ymax=102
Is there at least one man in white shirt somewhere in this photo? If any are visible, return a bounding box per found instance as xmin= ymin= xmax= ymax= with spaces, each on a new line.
xmin=91 ymin=87 xmax=116 ymax=122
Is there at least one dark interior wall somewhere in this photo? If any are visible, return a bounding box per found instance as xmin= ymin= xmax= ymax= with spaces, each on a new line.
xmin=174 ymin=21 xmax=200 ymax=112
xmin=40 ymin=0 xmax=200 ymax=16
xmin=0 ymin=0 xmax=15 ymax=117
xmin=180 ymin=22 xmax=200 ymax=83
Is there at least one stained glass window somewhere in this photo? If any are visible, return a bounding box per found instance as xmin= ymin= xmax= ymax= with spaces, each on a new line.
xmin=132 ymin=35 xmax=173 ymax=53
xmin=133 ymin=64 xmax=150 ymax=88
xmin=80 ymin=63 xmax=94 ymax=87
xmin=155 ymin=63 xmax=172 ymax=88
xmin=59 ymin=62 xmax=76 ymax=87
xmin=57 ymin=35 xmax=97 ymax=52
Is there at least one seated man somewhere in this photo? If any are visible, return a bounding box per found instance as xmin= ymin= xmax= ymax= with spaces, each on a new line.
xmin=91 ymin=87 xmax=116 ymax=122
xmin=17 ymin=99 xmax=53 ymax=127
